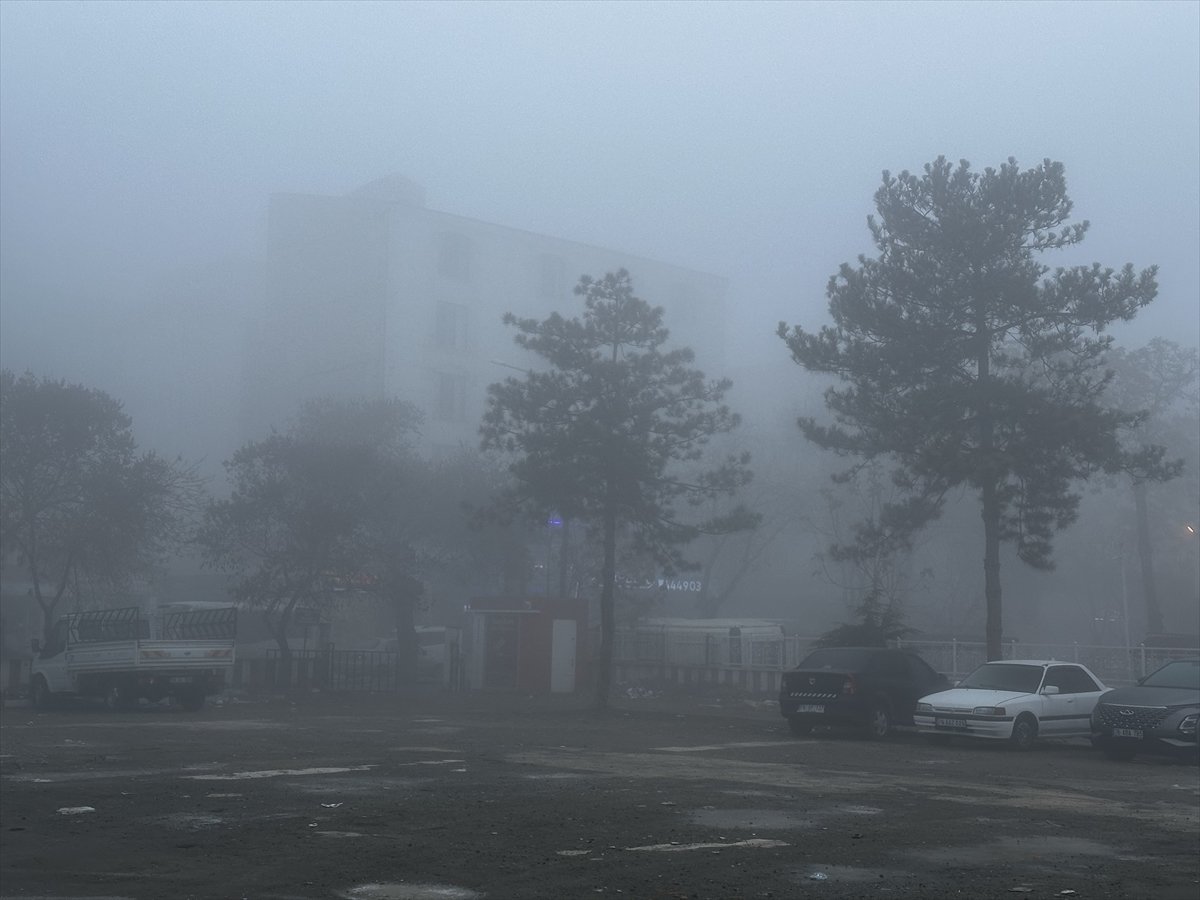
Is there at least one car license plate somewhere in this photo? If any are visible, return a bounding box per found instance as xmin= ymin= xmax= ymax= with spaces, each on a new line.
xmin=795 ymin=704 xmax=824 ymax=714
xmin=935 ymin=718 xmax=968 ymax=728
xmin=1112 ymin=728 xmax=1143 ymax=739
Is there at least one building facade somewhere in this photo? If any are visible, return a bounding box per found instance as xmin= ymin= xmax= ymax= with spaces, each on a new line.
xmin=242 ymin=175 xmax=730 ymax=454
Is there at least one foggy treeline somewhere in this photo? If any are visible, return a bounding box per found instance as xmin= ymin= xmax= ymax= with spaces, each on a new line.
xmin=1 ymin=3 xmax=1197 ymax=649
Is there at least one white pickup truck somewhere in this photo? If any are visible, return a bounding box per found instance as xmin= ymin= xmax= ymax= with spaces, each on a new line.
xmin=30 ymin=605 xmax=237 ymax=711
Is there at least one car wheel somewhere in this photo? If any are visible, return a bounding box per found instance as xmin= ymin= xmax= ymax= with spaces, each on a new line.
xmin=1009 ymin=714 xmax=1038 ymax=750
xmin=864 ymin=704 xmax=891 ymax=740
xmin=787 ymin=717 xmax=812 ymax=737
xmin=1102 ymin=742 xmax=1137 ymax=762
xmin=31 ymin=676 xmax=52 ymax=710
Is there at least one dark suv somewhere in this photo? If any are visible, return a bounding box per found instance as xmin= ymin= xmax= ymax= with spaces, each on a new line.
xmin=779 ymin=646 xmax=949 ymax=739
xmin=1091 ymin=658 xmax=1199 ymax=762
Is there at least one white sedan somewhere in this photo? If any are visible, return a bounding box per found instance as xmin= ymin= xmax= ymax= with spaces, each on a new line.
xmin=914 ymin=659 xmax=1107 ymax=750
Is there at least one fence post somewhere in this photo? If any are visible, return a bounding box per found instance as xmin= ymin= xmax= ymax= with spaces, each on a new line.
xmin=1140 ymin=643 xmax=1146 ymax=678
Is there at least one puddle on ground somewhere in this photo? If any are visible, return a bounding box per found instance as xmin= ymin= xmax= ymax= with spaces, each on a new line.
xmin=186 ymin=765 xmax=376 ymax=781
xmin=155 ymin=813 xmax=225 ymax=829
xmin=688 ymin=807 xmax=813 ymax=830
xmin=717 ymin=789 xmax=779 ymax=799
xmin=914 ymin=836 xmax=1145 ymax=867
xmin=341 ymin=883 xmax=481 ymax=899
xmin=293 ymin=777 xmax=428 ymax=795
xmin=626 ymin=838 xmax=789 ymax=852
xmin=388 ymin=747 xmax=461 ymax=754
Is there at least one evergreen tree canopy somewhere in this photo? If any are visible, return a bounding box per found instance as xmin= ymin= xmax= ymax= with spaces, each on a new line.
xmin=778 ymin=157 xmax=1166 ymax=659
xmin=482 ymin=270 xmax=757 ymax=707
xmin=1 ymin=370 xmax=202 ymax=642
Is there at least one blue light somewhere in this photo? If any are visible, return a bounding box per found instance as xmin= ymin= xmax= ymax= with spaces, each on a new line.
xmin=547 ymin=516 xmax=562 ymax=528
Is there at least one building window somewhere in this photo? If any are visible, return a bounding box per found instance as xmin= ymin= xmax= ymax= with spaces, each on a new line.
xmin=435 ymin=302 xmax=469 ymax=350
xmin=438 ymin=233 xmax=472 ymax=281
xmin=538 ymin=253 xmax=565 ymax=301
xmin=434 ymin=371 xmax=467 ymax=421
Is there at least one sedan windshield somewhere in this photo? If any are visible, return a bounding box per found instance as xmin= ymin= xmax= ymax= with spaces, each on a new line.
xmin=958 ymin=663 xmax=1043 ymax=693
xmin=1140 ymin=659 xmax=1200 ymax=690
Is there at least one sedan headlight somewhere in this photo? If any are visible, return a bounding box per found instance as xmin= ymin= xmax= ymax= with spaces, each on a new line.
xmin=916 ymin=702 xmax=933 ymax=713
xmin=973 ymin=706 xmax=1006 ymax=716
xmin=1178 ymin=713 xmax=1198 ymax=736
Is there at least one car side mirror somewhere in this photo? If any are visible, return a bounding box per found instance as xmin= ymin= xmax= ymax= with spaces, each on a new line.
xmin=30 ymin=638 xmax=42 ymax=655
xmin=1041 ymin=685 xmax=1060 ymax=695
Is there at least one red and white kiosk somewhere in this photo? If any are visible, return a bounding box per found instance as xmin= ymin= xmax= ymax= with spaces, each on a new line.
xmin=464 ymin=596 xmax=587 ymax=693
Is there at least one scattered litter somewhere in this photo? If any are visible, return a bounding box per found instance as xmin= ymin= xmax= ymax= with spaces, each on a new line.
xmin=56 ymin=806 xmax=96 ymax=815
xmin=557 ymin=849 xmax=590 ymax=857
xmin=321 ymin=802 xmax=344 ymax=808
xmin=808 ymin=872 xmax=828 ymax=881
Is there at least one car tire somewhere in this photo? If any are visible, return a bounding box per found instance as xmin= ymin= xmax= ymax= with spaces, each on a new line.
xmin=1009 ymin=714 xmax=1038 ymax=750
xmin=787 ymin=717 xmax=813 ymax=737
xmin=31 ymin=676 xmax=52 ymax=710
xmin=864 ymin=703 xmax=891 ymax=740
xmin=1102 ymin=742 xmax=1137 ymax=762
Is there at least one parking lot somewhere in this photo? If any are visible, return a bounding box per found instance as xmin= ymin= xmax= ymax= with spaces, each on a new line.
xmin=1 ymin=690 xmax=1197 ymax=900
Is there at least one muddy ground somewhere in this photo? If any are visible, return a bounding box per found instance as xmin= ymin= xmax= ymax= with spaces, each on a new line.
xmin=0 ymin=687 xmax=1197 ymax=900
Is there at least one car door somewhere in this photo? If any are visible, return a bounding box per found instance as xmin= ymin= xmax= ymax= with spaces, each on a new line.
xmin=1040 ymin=665 xmax=1100 ymax=737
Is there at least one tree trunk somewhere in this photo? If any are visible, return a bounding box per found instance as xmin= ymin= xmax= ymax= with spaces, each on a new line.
xmin=557 ymin=518 xmax=570 ymax=599
xmin=269 ymin=601 xmax=295 ymax=671
xmin=595 ymin=508 xmax=617 ymax=710
xmin=982 ymin=478 xmax=1003 ymax=660
xmin=393 ymin=589 xmax=419 ymax=684
xmin=1132 ymin=480 xmax=1162 ymax=635
xmin=976 ymin=309 xmax=1003 ymax=660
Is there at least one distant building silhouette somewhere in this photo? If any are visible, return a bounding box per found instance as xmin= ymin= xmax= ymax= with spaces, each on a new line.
xmin=242 ymin=174 xmax=729 ymax=453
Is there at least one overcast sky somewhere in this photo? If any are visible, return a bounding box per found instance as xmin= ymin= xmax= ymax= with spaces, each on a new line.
xmin=2 ymin=0 xmax=1197 ymax=393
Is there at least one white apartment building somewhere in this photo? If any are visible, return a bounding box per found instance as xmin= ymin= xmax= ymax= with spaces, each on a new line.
xmin=241 ymin=175 xmax=730 ymax=453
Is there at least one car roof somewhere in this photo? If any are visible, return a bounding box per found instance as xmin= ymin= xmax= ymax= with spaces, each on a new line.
xmin=977 ymin=659 xmax=1078 ymax=666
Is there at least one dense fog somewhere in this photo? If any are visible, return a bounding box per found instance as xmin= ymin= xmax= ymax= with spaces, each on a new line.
xmin=1 ymin=1 xmax=1197 ymax=642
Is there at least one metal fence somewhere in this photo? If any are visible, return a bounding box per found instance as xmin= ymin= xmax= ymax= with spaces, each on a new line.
xmin=246 ymin=646 xmax=465 ymax=693
xmin=611 ymin=628 xmax=1199 ymax=694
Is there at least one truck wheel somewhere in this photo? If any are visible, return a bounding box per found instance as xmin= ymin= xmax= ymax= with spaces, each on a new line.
xmin=103 ymin=684 xmax=134 ymax=712
xmin=31 ymin=676 xmax=52 ymax=710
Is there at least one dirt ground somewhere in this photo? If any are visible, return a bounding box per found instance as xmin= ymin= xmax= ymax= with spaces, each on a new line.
xmin=0 ymin=687 xmax=1197 ymax=900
